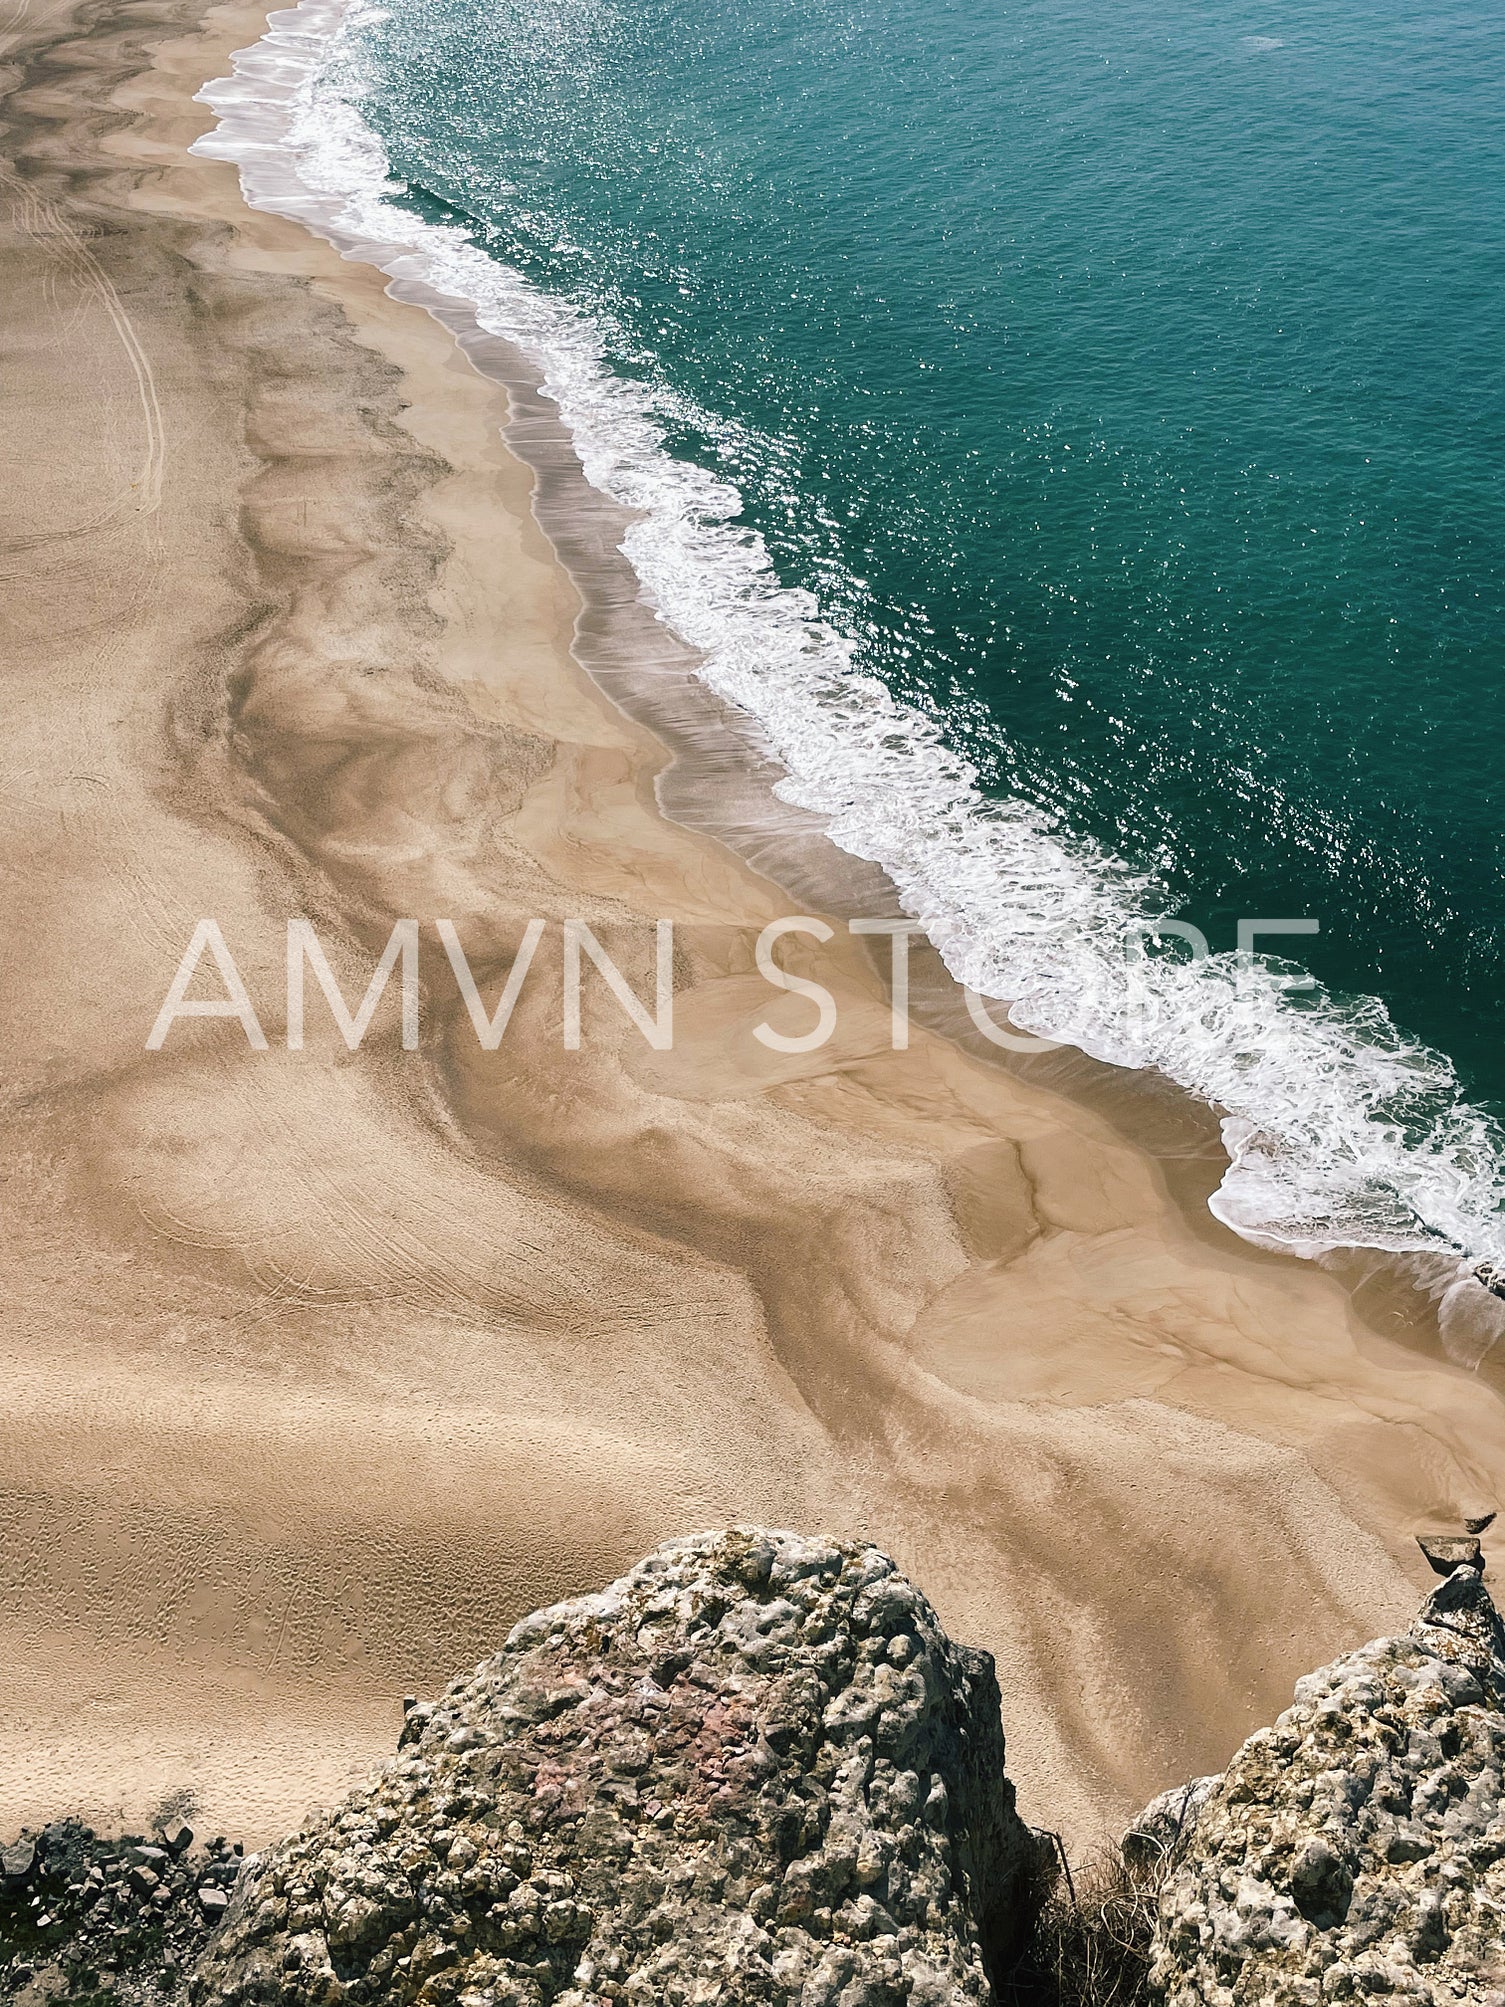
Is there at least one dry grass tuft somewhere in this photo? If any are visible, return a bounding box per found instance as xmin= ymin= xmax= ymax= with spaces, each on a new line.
xmin=1000 ymin=1838 xmax=1168 ymax=2007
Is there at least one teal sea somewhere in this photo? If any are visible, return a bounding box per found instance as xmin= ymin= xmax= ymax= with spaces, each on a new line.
xmin=200 ymin=0 xmax=1505 ymax=1267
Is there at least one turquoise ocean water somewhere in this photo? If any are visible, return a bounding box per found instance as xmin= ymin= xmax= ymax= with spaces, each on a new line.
xmin=208 ymin=0 xmax=1505 ymax=1269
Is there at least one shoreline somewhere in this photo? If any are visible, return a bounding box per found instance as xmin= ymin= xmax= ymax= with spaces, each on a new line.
xmin=188 ymin=0 xmax=1505 ymax=1354
xmin=2 ymin=0 xmax=1504 ymax=1858
xmin=188 ymin=0 xmax=1505 ymax=1302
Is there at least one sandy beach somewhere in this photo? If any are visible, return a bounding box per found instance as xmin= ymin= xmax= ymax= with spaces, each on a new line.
xmin=3 ymin=0 xmax=1504 ymax=1859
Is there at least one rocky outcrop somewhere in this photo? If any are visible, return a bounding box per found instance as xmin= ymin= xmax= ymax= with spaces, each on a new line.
xmin=190 ymin=1528 xmax=1044 ymax=2006
xmin=1145 ymin=1567 xmax=1505 ymax=2005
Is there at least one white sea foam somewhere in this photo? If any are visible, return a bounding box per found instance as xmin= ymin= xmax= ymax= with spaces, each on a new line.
xmin=193 ymin=0 xmax=1505 ymax=1311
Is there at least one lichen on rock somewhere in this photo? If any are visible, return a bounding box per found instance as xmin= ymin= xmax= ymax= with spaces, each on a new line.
xmin=190 ymin=1528 xmax=1044 ymax=2006
xmin=1146 ymin=1566 xmax=1505 ymax=2006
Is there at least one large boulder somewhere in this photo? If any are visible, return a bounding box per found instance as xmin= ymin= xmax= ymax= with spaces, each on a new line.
xmin=191 ymin=1528 xmax=1044 ymax=2006
xmin=1148 ymin=1566 xmax=1505 ymax=2005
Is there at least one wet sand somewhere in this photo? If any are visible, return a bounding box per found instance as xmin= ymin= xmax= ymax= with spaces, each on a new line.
xmin=2 ymin=0 xmax=1503 ymax=1854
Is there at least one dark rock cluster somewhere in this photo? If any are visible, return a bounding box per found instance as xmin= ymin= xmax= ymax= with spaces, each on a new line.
xmin=0 ymin=1816 xmax=243 ymax=2003
xmin=189 ymin=1528 xmax=1045 ymax=2006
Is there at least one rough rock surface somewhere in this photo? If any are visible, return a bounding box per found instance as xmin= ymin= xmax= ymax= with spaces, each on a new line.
xmin=190 ymin=1528 xmax=1044 ymax=2006
xmin=1121 ymin=1777 xmax=1218 ymax=1872
xmin=1148 ymin=1567 xmax=1505 ymax=2005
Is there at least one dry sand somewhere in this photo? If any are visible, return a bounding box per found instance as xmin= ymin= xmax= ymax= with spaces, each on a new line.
xmin=2 ymin=0 xmax=1504 ymax=1854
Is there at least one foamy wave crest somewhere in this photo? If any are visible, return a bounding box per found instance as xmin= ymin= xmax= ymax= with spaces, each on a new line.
xmin=193 ymin=0 xmax=1505 ymax=1278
